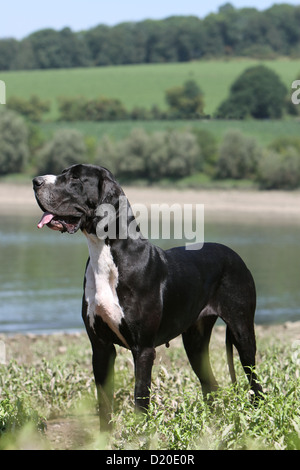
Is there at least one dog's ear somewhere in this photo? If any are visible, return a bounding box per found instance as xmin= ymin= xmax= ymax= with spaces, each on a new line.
xmin=91 ymin=169 xmax=126 ymax=238
xmin=99 ymin=174 xmax=123 ymax=207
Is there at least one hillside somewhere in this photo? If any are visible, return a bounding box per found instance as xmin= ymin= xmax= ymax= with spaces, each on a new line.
xmin=1 ymin=58 xmax=300 ymax=120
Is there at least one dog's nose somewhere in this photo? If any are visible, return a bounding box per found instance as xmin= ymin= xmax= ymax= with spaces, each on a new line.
xmin=32 ymin=176 xmax=45 ymax=188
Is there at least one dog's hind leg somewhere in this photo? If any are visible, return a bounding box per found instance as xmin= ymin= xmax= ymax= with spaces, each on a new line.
xmin=219 ymin=292 xmax=263 ymax=397
xmin=182 ymin=315 xmax=218 ymax=399
xmin=217 ymin=266 xmax=263 ymax=400
xmin=225 ymin=320 xmax=263 ymax=399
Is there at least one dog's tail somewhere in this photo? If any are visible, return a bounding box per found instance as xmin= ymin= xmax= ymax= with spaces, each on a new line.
xmin=226 ymin=326 xmax=237 ymax=384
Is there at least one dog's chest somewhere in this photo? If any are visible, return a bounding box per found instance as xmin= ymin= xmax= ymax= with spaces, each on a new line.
xmin=84 ymin=236 xmax=128 ymax=346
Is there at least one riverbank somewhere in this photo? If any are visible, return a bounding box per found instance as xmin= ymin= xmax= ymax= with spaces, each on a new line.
xmin=1 ymin=182 xmax=300 ymax=224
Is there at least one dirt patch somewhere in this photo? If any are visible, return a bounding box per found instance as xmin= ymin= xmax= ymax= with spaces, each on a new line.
xmin=45 ymin=414 xmax=100 ymax=450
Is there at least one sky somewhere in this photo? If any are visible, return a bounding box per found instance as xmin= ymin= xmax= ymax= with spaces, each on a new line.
xmin=1 ymin=0 xmax=300 ymax=39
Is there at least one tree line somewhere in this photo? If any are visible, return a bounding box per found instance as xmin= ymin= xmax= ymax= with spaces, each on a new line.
xmin=1 ymin=107 xmax=300 ymax=190
xmin=1 ymin=3 xmax=300 ymax=70
xmin=6 ymin=79 xmax=206 ymax=121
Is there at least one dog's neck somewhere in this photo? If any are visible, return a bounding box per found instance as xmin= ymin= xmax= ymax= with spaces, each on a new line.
xmin=83 ymin=231 xmax=109 ymax=266
xmin=84 ymin=197 xmax=144 ymax=246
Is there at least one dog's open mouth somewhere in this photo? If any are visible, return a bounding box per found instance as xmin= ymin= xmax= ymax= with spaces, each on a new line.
xmin=37 ymin=211 xmax=81 ymax=234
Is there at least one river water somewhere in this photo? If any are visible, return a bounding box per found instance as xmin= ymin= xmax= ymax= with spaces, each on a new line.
xmin=0 ymin=213 xmax=299 ymax=334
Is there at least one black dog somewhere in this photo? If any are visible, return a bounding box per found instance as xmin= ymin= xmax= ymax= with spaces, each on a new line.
xmin=33 ymin=164 xmax=263 ymax=429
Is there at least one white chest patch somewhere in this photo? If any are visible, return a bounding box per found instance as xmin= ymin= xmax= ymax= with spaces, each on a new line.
xmin=84 ymin=233 xmax=129 ymax=347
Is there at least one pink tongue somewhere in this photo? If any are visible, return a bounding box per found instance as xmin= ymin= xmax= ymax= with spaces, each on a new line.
xmin=37 ymin=212 xmax=55 ymax=229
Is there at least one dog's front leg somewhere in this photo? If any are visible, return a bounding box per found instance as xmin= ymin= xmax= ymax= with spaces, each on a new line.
xmin=132 ymin=346 xmax=156 ymax=411
xmin=91 ymin=342 xmax=116 ymax=431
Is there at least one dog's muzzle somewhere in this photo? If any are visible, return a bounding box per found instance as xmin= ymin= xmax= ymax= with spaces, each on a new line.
xmin=33 ymin=177 xmax=82 ymax=234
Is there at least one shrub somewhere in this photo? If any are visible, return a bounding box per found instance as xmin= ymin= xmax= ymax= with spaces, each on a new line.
xmin=269 ymin=136 xmax=300 ymax=155
xmin=257 ymin=148 xmax=300 ymax=189
xmin=257 ymin=135 xmax=300 ymax=189
xmin=130 ymin=107 xmax=152 ymax=121
xmin=192 ymin=128 xmax=217 ymax=173
xmin=216 ymin=129 xmax=262 ymax=180
xmin=57 ymin=96 xmax=86 ymax=121
xmin=84 ymin=97 xmax=127 ymax=121
xmin=96 ymin=135 xmax=119 ymax=174
xmin=96 ymin=128 xmax=200 ymax=182
xmin=165 ymin=80 xmax=205 ymax=119
xmin=97 ymin=129 xmax=149 ymax=180
xmin=37 ymin=129 xmax=87 ymax=174
xmin=129 ymin=105 xmax=167 ymax=121
xmin=7 ymin=95 xmax=50 ymax=121
xmin=84 ymin=135 xmax=97 ymax=162
xmin=146 ymin=130 xmax=199 ymax=180
xmin=216 ymin=96 xmax=249 ymax=119
xmin=0 ymin=110 xmax=29 ymax=175
xmin=116 ymin=128 xmax=149 ymax=178
xmin=58 ymin=96 xmax=127 ymax=121
xmin=216 ymin=65 xmax=288 ymax=119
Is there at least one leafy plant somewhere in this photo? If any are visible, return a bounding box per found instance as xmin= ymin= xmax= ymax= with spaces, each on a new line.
xmin=0 ymin=110 xmax=29 ymax=175
xmin=216 ymin=129 xmax=262 ymax=180
xmin=165 ymin=80 xmax=205 ymax=119
xmin=96 ymin=128 xmax=200 ymax=182
xmin=37 ymin=128 xmax=87 ymax=174
xmin=7 ymin=95 xmax=50 ymax=122
xmin=216 ymin=65 xmax=288 ymax=119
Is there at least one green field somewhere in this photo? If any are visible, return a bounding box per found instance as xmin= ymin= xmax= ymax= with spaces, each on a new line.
xmin=1 ymin=58 xmax=300 ymax=120
xmin=38 ymin=118 xmax=300 ymax=148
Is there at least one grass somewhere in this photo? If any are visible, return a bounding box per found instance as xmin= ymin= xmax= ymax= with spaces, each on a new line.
xmin=1 ymin=58 xmax=300 ymax=119
xmin=37 ymin=118 xmax=300 ymax=148
xmin=0 ymin=326 xmax=299 ymax=450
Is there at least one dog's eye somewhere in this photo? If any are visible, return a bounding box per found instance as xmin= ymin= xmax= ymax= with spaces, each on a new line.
xmin=70 ymin=175 xmax=83 ymax=185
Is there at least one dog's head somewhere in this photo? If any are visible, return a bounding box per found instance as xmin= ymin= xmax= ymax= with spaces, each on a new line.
xmin=33 ymin=164 xmax=124 ymax=234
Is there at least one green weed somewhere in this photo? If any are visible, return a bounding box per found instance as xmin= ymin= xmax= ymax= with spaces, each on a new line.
xmin=0 ymin=331 xmax=299 ymax=450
